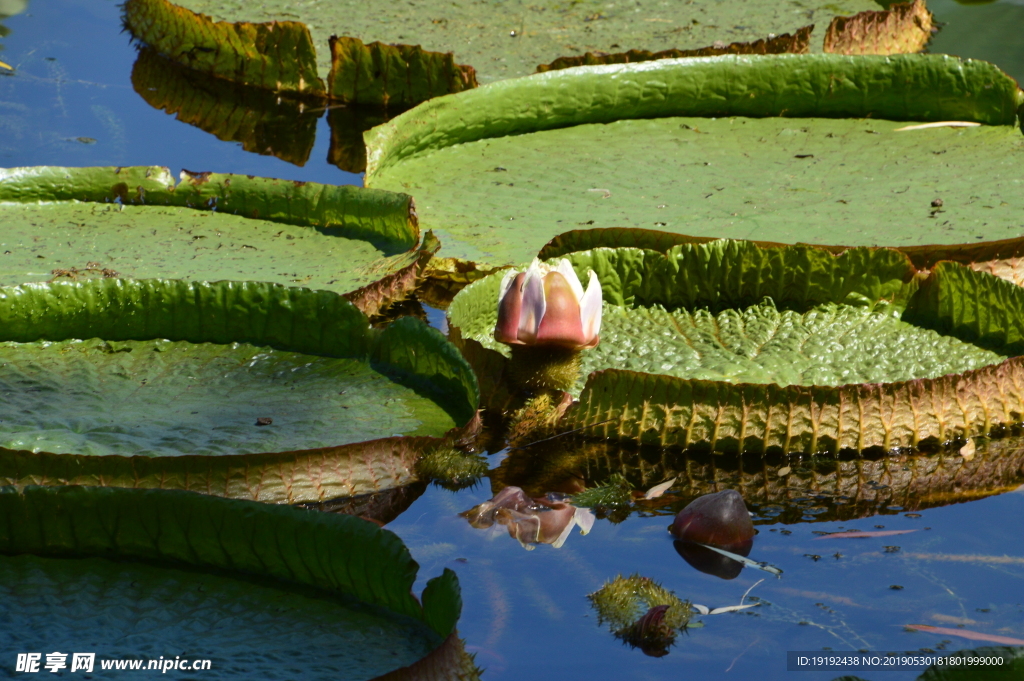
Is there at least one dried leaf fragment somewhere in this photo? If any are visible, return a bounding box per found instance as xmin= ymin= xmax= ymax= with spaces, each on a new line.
xmin=824 ymin=0 xmax=934 ymax=56
xmin=814 ymin=529 xmax=918 ymax=539
xmin=959 ymin=439 xmax=977 ymax=460
xmin=328 ymin=36 xmax=477 ymax=107
xmin=644 ymin=477 xmax=676 ymax=500
xmin=536 ymin=26 xmax=813 ymax=73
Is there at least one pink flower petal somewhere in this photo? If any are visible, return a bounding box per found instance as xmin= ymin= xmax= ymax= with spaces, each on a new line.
xmin=554 ymin=258 xmax=585 ymax=301
xmin=535 ymin=271 xmax=586 ymax=347
xmin=517 ymin=265 xmax=547 ymax=343
xmin=494 ymin=271 xmax=526 ymax=344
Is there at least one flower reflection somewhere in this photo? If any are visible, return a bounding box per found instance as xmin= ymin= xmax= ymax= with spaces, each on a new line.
xmin=461 ymin=486 xmax=595 ymax=550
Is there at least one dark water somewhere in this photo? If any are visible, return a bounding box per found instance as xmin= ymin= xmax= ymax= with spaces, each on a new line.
xmin=2 ymin=2 xmax=1024 ymax=680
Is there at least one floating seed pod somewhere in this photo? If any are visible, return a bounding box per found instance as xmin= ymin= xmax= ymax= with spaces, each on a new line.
xmin=669 ymin=489 xmax=755 ymax=549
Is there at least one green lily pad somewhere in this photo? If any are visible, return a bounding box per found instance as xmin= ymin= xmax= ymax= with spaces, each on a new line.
xmin=0 ymin=278 xmax=479 ymax=503
xmin=365 ymin=54 xmax=1024 ymax=271
xmin=0 ymin=485 xmax=478 ymax=680
xmin=449 ymin=239 xmax=1024 ymax=452
xmin=156 ymin=0 xmax=884 ymax=84
xmin=0 ymin=165 xmax=427 ymax=316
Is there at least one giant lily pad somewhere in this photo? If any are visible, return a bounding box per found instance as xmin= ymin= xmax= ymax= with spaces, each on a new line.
xmin=449 ymin=239 xmax=1024 ymax=452
xmin=0 ymin=165 xmax=430 ymax=315
xmin=124 ymin=0 xmax=888 ymax=86
xmin=0 ymin=485 xmax=478 ymax=680
xmin=365 ymin=54 xmax=1024 ymax=271
xmin=0 ymin=278 xmax=479 ymax=503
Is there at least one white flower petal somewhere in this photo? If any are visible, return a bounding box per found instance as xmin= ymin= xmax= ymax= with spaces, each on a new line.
xmin=579 ymin=270 xmax=603 ymax=341
xmin=573 ymin=506 xmax=596 ymax=535
xmin=708 ymin=604 xmax=759 ymax=615
xmin=691 ymin=604 xmax=710 ymax=615
xmin=555 ymin=259 xmax=585 ymax=301
xmin=549 ymin=516 xmax=577 ymax=549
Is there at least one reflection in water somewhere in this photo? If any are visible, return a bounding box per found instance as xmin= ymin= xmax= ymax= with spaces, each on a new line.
xmin=588 ymin=574 xmax=692 ymax=658
xmin=130 ymin=47 xmax=398 ymax=172
xmin=131 ymin=48 xmax=321 ymax=167
xmin=0 ymin=0 xmax=27 ymax=46
xmin=327 ymin=105 xmax=396 ymax=174
xmin=492 ymin=436 xmax=1024 ymax=524
xmin=461 ymin=486 xmax=594 ymax=549
xmin=673 ymin=540 xmax=748 ymax=580
xmin=297 ymin=482 xmax=427 ymax=526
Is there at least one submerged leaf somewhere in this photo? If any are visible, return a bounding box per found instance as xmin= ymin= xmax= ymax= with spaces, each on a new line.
xmin=905 ymin=624 xmax=1024 ymax=646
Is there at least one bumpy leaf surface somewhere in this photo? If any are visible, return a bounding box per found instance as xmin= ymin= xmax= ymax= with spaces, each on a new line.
xmin=450 ymin=241 xmax=1024 ymax=451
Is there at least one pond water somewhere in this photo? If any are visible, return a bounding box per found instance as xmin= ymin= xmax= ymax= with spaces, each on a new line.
xmin=2 ymin=1 xmax=1024 ymax=680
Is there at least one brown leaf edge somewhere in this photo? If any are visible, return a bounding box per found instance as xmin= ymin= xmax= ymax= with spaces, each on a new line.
xmin=329 ymin=36 xmax=478 ymax=107
xmin=122 ymin=0 xmax=325 ymax=97
xmin=824 ymin=0 xmax=935 ymax=56
xmin=539 ymin=227 xmax=1024 ymax=288
xmin=346 ymin=230 xmax=441 ymax=318
xmin=536 ymin=25 xmax=813 ymax=73
xmin=370 ymin=632 xmax=482 ymax=681
xmin=562 ymin=348 xmax=1024 ymax=454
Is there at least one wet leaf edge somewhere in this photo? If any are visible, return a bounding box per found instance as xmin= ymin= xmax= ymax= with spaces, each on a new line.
xmin=0 ymin=165 xmax=420 ymax=256
xmin=365 ymin=53 xmax=1023 ymax=182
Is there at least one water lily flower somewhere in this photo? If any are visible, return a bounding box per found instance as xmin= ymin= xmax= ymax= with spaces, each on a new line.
xmin=494 ymin=259 xmax=602 ymax=350
xmin=461 ymin=486 xmax=595 ymax=550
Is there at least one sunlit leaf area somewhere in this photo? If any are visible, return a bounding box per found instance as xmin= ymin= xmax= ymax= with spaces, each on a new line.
xmin=1 ymin=0 xmax=1023 ymax=679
